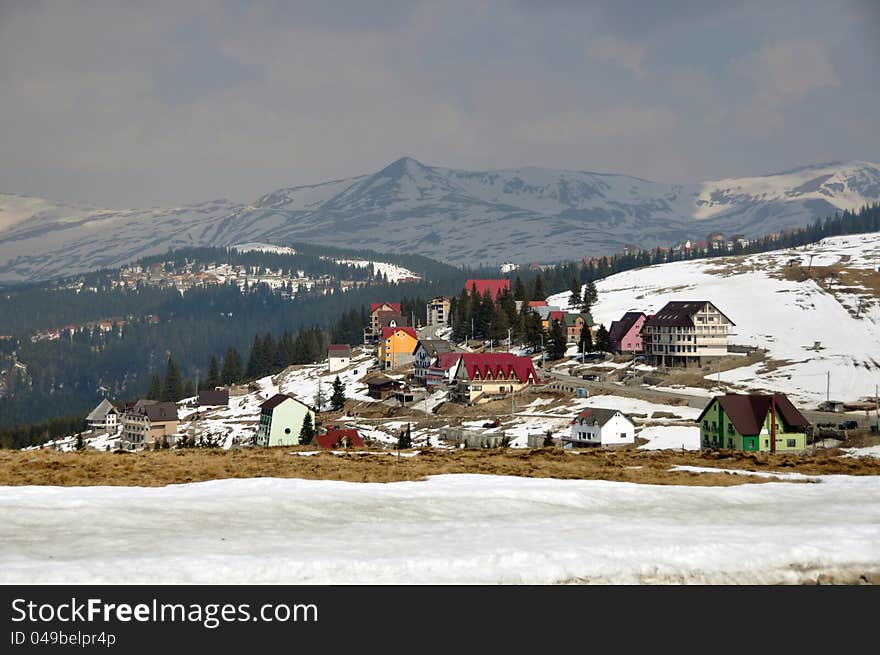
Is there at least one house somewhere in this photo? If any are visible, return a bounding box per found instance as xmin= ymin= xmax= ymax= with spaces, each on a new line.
xmin=364 ymin=302 xmax=405 ymax=344
xmin=642 ymin=301 xmax=734 ymax=367
xmin=451 ymin=353 xmax=540 ymax=404
xmin=499 ymin=262 xmax=517 ymax=274
xmin=412 ymin=339 xmax=453 ymax=385
xmin=463 ymin=279 xmax=510 ymax=300
xmin=197 ymin=389 xmax=229 ymax=407
xmin=560 ymin=313 xmax=593 ymax=343
xmin=609 ymin=311 xmax=647 ymax=354
xmin=697 ymin=393 xmax=810 ymax=452
xmin=707 ymin=232 xmax=725 ymax=250
xmin=327 ymin=344 xmax=353 ymax=372
xmin=316 ymin=428 xmax=364 ymax=449
xmin=365 ymin=374 xmax=395 ymax=400
xmin=86 ymin=398 xmax=119 ymax=432
xmin=426 ymin=297 xmax=451 ymax=327
xmin=426 ymin=352 xmax=464 ymax=387
xmin=120 ymin=400 xmax=179 ymax=450
xmin=567 ymin=408 xmax=635 ymax=447
xmin=378 ymin=326 xmax=419 ymax=369
xmin=256 ymin=394 xmax=316 ymax=447
xmin=731 ymin=234 xmax=750 ymax=249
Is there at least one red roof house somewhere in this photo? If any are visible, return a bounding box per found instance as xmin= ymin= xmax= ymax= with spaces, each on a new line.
xmin=527 ymin=300 xmax=548 ymax=308
xmin=316 ymin=429 xmax=364 ymax=449
xmin=464 ymin=279 xmax=510 ymax=300
xmin=380 ymin=326 xmax=418 ymax=340
xmin=370 ymin=302 xmax=402 ymax=314
xmin=456 ymin=353 xmax=539 ymax=383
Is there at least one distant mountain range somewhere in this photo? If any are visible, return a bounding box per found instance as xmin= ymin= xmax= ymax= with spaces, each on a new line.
xmin=1 ymin=157 xmax=878 ymax=282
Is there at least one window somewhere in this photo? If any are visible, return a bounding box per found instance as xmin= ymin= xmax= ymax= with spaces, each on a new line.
xmin=727 ymin=423 xmax=734 ymax=434
xmin=284 ymin=428 xmax=291 ymax=434
xmin=764 ymin=440 xmax=769 ymax=447
xmin=787 ymin=439 xmax=796 ymax=448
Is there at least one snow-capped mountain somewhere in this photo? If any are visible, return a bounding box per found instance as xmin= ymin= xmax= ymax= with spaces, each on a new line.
xmin=1 ymin=158 xmax=878 ymax=282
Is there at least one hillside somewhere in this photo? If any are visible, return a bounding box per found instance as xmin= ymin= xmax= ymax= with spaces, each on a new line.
xmin=2 ymin=158 xmax=879 ymax=282
xmin=549 ymin=231 xmax=880 ymax=405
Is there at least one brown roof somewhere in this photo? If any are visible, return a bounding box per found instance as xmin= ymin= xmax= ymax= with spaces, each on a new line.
xmin=259 ymin=393 xmax=311 ymax=412
xmin=609 ymin=312 xmax=646 ymax=342
xmin=365 ymin=375 xmax=394 ymax=387
xmin=129 ymin=400 xmax=178 ymax=422
xmin=328 ymin=344 xmax=352 ymax=357
xmin=197 ymin=389 xmax=229 ymax=406
xmin=697 ymin=394 xmax=810 ymax=436
xmin=574 ymin=407 xmax=631 ymax=426
xmin=644 ymin=301 xmax=735 ymax=328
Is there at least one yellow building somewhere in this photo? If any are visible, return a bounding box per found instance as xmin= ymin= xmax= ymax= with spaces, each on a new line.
xmin=378 ymin=327 xmax=419 ymax=370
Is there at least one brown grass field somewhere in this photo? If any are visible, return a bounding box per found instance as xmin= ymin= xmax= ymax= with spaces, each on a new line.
xmin=2 ymin=445 xmax=879 ymax=488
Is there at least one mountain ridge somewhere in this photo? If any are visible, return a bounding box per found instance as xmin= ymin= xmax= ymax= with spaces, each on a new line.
xmin=1 ymin=157 xmax=878 ymax=282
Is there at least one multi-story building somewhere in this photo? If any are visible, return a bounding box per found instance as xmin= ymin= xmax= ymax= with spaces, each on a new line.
xmin=120 ymin=400 xmax=178 ymax=450
xmin=697 ymin=393 xmax=810 ymax=453
xmin=412 ymin=339 xmax=453 ymax=385
xmin=364 ymin=302 xmax=405 ymax=345
xmin=451 ymin=353 xmax=540 ymax=404
xmin=642 ymin=301 xmax=734 ymax=367
xmin=256 ymin=394 xmax=315 ymax=447
xmin=86 ymin=398 xmax=119 ymax=433
xmin=426 ymin=297 xmax=451 ymax=327
xmin=608 ymin=311 xmax=647 ymax=354
xmin=378 ymin=327 xmax=419 ymax=370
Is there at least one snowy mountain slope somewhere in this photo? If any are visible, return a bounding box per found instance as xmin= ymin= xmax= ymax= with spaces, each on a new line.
xmin=2 ymin=158 xmax=879 ymax=282
xmin=549 ymin=232 xmax=880 ymax=405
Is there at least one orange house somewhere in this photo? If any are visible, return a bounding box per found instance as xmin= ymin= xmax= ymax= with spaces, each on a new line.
xmin=378 ymin=327 xmax=419 ymax=370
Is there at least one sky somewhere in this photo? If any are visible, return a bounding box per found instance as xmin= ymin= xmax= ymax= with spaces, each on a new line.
xmin=1 ymin=0 xmax=878 ymax=207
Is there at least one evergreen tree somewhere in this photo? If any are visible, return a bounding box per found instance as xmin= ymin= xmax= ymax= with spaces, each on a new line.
xmin=182 ymin=379 xmax=196 ymax=399
xmin=161 ymin=356 xmax=183 ymax=402
xmin=569 ymin=274 xmax=582 ymax=309
xmin=75 ymin=432 xmax=84 ymax=450
xmin=513 ymin=276 xmax=526 ymax=301
xmin=530 ymin=274 xmax=546 ymax=301
xmin=298 ymin=413 xmax=315 ymax=445
xmin=584 ymin=279 xmax=598 ymax=309
xmin=147 ymin=374 xmax=161 ymax=400
xmin=543 ymin=431 xmax=554 ymax=447
xmin=548 ymin=320 xmax=567 ymax=360
xmin=203 ymin=355 xmax=220 ymax=390
xmin=330 ymin=376 xmax=346 ymax=411
xmin=245 ymin=334 xmax=263 ymax=379
xmin=221 ymin=347 xmax=243 ymax=385
xmin=595 ymin=324 xmax=611 ymax=352
xmin=397 ymin=423 xmax=412 ymax=450
xmin=524 ymin=310 xmax=543 ymax=350
xmin=578 ymin=328 xmax=594 ymax=354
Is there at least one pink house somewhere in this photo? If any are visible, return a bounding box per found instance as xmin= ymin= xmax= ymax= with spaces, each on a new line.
xmin=609 ymin=312 xmax=647 ymax=354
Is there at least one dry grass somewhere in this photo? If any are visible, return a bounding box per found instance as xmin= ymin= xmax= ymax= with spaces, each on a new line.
xmin=1 ymin=446 xmax=879 ymax=489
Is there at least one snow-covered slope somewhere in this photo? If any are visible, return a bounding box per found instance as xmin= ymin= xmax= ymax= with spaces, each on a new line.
xmin=2 ymin=473 xmax=878 ymax=583
xmin=550 ymin=232 xmax=880 ymax=406
xmin=2 ymin=158 xmax=879 ymax=282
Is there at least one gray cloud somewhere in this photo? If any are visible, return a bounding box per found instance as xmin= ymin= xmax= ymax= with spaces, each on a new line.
xmin=0 ymin=1 xmax=877 ymax=207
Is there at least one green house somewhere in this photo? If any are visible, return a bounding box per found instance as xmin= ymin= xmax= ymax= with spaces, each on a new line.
xmin=697 ymin=393 xmax=810 ymax=453
xmin=256 ymin=393 xmax=316 ymax=447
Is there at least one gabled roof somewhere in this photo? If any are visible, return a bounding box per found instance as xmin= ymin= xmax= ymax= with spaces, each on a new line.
xmin=87 ymin=398 xmax=117 ymax=421
xmin=371 ymin=302 xmax=401 ymax=314
xmin=197 ymin=389 xmax=229 ymax=406
xmin=548 ymin=310 xmax=565 ymax=322
xmin=381 ymin=326 xmax=418 ymax=340
xmin=464 ymin=279 xmax=510 ymax=299
xmin=697 ymin=394 xmax=810 ymax=436
xmin=259 ymin=393 xmax=311 ymax=412
xmin=365 ymin=374 xmax=395 ymax=387
xmin=456 ymin=353 xmax=538 ymax=383
xmin=609 ymin=312 xmax=646 ymax=342
xmin=430 ymin=352 xmax=463 ymax=371
xmin=527 ymin=300 xmax=548 ymax=307
xmin=644 ymin=301 xmax=735 ymax=328
xmin=562 ymin=312 xmax=593 ymax=327
xmin=316 ymin=429 xmax=364 ymax=449
xmin=533 ymin=305 xmax=563 ymax=319
xmin=131 ymin=400 xmax=177 ymax=422
xmin=328 ymin=344 xmax=352 ymax=357
xmin=574 ymin=408 xmax=631 ymax=427
xmin=415 ymin=340 xmax=452 ymax=356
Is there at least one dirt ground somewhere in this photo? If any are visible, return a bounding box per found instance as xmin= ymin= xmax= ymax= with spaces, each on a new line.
xmin=2 ymin=444 xmax=879 ymax=488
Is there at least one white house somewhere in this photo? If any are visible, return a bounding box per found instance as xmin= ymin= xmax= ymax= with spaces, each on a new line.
xmin=86 ymin=398 xmax=119 ymax=433
xmin=327 ymin=344 xmax=352 ymax=372
xmin=568 ymin=408 xmax=635 ymax=447
xmin=256 ymin=394 xmax=316 ymax=447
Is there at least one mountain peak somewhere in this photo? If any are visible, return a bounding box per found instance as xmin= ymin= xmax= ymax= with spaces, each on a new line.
xmin=377 ymin=156 xmax=428 ymax=177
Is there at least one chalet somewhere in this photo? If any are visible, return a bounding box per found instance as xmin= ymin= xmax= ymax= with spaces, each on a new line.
xmin=697 ymin=394 xmax=810 ymax=452
xmin=379 ymin=326 xmax=419 ymax=370
xmin=364 ymin=302 xmax=405 ymax=344
xmin=327 ymin=344 xmax=353 ymax=372
xmin=316 ymin=428 xmax=364 ymax=450
xmin=256 ymin=394 xmax=315 ymax=447
xmin=426 ymin=297 xmax=451 ymax=327
xmin=197 ymin=389 xmax=229 ymax=406
xmin=426 ymin=352 xmax=463 ymax=387
xmin=642 ymin=301 xmax=734 ymax=367
xmin=412 ymin=339 xmax=453 ymax=385
xmin=120 ymin=400 xmax=179 ymax=450
xmin=609 ymin=311 xmax=647 ymax=354
xmin=567 ymin=408 xmax=635 ymax=447
xmin=366 ymin=375 xmax=395 ymax=400
xmin=463 ymin=279 xmax=510 ymax=300
xmin=560 ymin=313 xmax=593 ymax=343
xmin=451 ymin=353 xmax=540 ymax=405
xmin=86 ymin=398 xmax=118 ymax=432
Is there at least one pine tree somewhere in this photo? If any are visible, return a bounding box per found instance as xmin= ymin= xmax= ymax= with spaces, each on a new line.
xmin=182 ymin=379 xmax=196 ymax=399
xmin=330 ymin=376 xmax=346 ymax=411
xmin=595 ymin=324 xmax=611 ymax=352
xmin=221 ymin=347 xmax=243 ymax=385
xmin=543 ymin=431 xmax=554 ymax=447
xmin=397 ymin=423 xmax=412 ymax=450
xmin=584 ymin=279 xmax=598 ymax=309
xmin=578 ymin=328 xmax=593 ymax=353
xmin=147 ymin=374 xmax=162 ymax=400
xmin=161 ymin=356 xmax=183 ymax=402
xmin=298 ymin=413 xmax=315 ymax=445
xmin=569 ymin=274 xmax=582 ymax=309
xmin=513 ymin=276 xmax=526 ymax=301
xmin=204 ymin=355 xmax=220 ymax=390
xmin=548 ymin=320 xmax=567 ymax=360
xmin=245 ymin=334 xmax=263 ymax=379
xmin=530 ymin=274 xmax=546 ymax=301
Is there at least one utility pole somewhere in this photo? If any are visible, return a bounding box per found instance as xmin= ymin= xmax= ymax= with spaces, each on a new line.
xmin=826 ymin=371 xmax=830 ymax=404
xmin=808 ymin=253 xmax=815 ymax=272
xmin=508 ymin=327 xmax=512 ymax=353
xmin=875 ymin=384 xmax=878 ymax=429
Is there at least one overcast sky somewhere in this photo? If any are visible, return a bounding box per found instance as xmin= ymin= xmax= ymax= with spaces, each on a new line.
xmin=1 ymin=0 xmax=878 ymax=207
